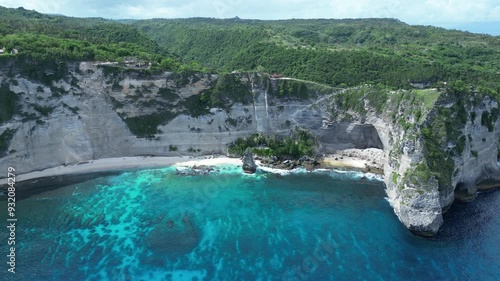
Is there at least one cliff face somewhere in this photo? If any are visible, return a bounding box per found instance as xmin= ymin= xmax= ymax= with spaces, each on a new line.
xmin=379 ymin=90 xmax=500 ymax=236
xmin=318 ymin=86 xmax=500 ymax=236
xmin=0 ymin=63 xmax=498 ymax=236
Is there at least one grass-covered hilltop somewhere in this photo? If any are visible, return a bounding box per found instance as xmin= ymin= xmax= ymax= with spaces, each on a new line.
xmin=0 ymin=5 xmax=500 ymax=236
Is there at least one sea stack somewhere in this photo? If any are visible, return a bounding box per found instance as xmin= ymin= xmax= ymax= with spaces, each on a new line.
xmin=242 ymin=148 xmax=257 ymax=174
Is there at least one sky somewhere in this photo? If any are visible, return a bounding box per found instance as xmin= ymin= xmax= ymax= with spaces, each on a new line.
xmin=0 ymin=0 xmax=498 ymax=35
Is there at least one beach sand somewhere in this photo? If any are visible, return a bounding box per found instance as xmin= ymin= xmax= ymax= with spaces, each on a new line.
xmin=0 ymin=156 xmax=242 ymax=186
xmin=0 ymin=149 xmax=385 ymax=187
xmin=322 ymin=156 xmax=369 ymax=169
xmin=321 ymin=148 xmax=385 ymax=173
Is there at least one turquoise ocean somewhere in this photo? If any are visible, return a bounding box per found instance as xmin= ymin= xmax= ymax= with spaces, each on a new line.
xmin=1 ymin=165 xmax=499 ymax=280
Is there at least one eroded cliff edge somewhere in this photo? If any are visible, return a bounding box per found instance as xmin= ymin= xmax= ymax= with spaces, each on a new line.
xmin=1 ymin=61 xmax=499 ymax=236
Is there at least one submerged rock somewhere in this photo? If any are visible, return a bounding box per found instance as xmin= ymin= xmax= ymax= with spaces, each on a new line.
xmin=242 ymin=148 xmax=257 ymax=174
xmin=175 ymin=165 xmax=214 ymax=176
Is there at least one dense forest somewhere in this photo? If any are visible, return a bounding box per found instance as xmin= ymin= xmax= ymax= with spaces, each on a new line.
xmin=132 ymin=18 xmax=500 ymax=90
xmin=0 ymin=6 xmax=499 ymax=91
xmin=0 ymin=6 xmax=206 ymax=73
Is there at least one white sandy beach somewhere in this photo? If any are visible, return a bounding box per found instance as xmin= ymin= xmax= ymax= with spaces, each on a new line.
xmin=322 ymin=156 xmax=369 ymax=169
xmin=0 ymin=155 xmax=243 ymax=185
xmin=321 ymin=148 xmax=385 ymax=172
xmin=0 ymin=149 xmax=385 ymax=186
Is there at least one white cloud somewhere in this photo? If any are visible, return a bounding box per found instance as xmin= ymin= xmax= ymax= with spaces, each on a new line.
xmin=0 ymin=0 xmax=66 ymax=14
xmin=422 ymin=0 xmax=492 ymax=22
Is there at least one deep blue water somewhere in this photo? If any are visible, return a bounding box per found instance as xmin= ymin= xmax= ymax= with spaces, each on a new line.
xmin=1 ymin=165 xmax=499 ymax=281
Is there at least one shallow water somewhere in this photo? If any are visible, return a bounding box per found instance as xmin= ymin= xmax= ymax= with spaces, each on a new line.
xmin=1 ymin=165 xmax=499 ymax=280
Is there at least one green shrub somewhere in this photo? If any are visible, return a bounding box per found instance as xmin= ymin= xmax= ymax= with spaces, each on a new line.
xmin=471 ymin=150 xmax=478 ymax=158
xmin=470 ymin=111 xmax=476 ymax=123
xmin=392 ymin=172 xmax=398 ymax=184
xmin=481 ymin=109 xmax=498 ymax=132
xmin=123 ymin=112 xmax=176 ymax=139
xmin=33 ymin=104 xmax=54 ymax=117
xmin=187 ymin=147 xmax=200 ymax=153
xmin=0 ymin=129 xmax=17 ymax=157
xmin=112 ymin=81 xmax=123 ymax=91
xmin=0 ymin=84 xmax=20 ymax=124
xmin=456 ymin=135 xmax=466 ymax=155
xmin=228 ymin=130 xmax=315 ymax=159
xmin=182 ymin=74 xmax=252 ymax=117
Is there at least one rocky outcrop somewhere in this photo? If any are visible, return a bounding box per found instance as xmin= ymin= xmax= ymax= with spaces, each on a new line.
xmin=292 ymin=86 xmax=500 ymax=236
xmin=258 ymin=155 xmax=319 ymax=170
xmin=242 ymin=148 xmax=257 ymax=174
xmin=1 ymin=63 xmax=498 ymax=236
xmin=380 ymin=90 xmax=500 ymax=236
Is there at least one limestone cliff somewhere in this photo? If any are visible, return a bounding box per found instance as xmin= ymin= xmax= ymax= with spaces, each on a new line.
xmin=0 ymin=62 xmax=498 ymax=236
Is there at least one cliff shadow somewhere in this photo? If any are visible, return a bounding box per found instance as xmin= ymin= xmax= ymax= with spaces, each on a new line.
xmin=438 ymin=188 xmax=500 ymax=240
xmin=316 ymin=122 xmax=384 ymax=152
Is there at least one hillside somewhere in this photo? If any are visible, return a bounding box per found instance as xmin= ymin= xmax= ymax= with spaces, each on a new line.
xmin=133 ymin=18 xmax=500 ymax=90
xmin=1 ymin=6 xmax=498 ymax=91
xmin=0 ymin=6 xmax=209 ymax=74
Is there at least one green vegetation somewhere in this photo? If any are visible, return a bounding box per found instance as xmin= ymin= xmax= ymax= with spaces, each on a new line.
xmin=411 ymin=89 xmax=440 ymax=110
xmin=200 ymin=74 xmax=252 ymax=107
xmin=331 ymin=84 xmax=438 ymax=124
xmin=332 ymin=85 xmax=389 ymax=117
xmin=32 ymin=104 xmax=54 ymax=117
xmin=277 ymin=79 xmax=309 ymax=99
xmin=187 ymin=147 xmax=201 ymax=153
xmin=228 ymin=130 xmax=315 ymax=159
xmin=0 ymin=83 xmax=19 ymax=124
xmin=0 ymin=6 xmax=208 ymax=83
xmin=122 ymin=112 xmax=177 ymax=139
xmin=134 ymin=18 xmax=500 ymax=91
xmin=183 ymin=74 xmax=252 ymax=117
xmin=169 ymin=145 xmax=178 ymax=151
xmin=418 ymin=83 xmax=479 ymax=192
xmin=0 ymin=6 xmax=498 ymax=92
xmin=456 ymin=135 xmax=467 ymax=155
xmin=0 ymin=6 xmax=163 ymax=62
xmin=1 ymin=6 xmax=498 ymax=93
xmin=403 ymin=163 xmax=438 ymax=189
xmin=106 ymin=72 xmax=255 ymax=138
xmin=392 ymin=172 xmax=399 ymax=184
xmin=63 ymin=103 xmax=79 ymax=114
xmin=0 ymin=129 xmax=16 ymax=157
xmin=481 ymin=108 xmax=499 ymax=132
xmin=471 ymin=150 xmax=478 ymax=158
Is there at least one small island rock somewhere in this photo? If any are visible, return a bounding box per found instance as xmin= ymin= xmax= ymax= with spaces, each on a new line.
xmin=242 ymin=148 xmax=257 ymax=174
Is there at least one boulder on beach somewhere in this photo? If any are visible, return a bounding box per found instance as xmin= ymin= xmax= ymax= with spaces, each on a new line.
xmin=242 ymin=148 xmax=257 ymax=174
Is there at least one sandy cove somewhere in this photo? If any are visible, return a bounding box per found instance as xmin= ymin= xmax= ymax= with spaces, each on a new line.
xmin=321 ymin=148 xmax=385 ymax=173
xmin=0 ymin=149 xmax=385 ymax=187
xmin=0 ymin=155 xmax=243 ymax=186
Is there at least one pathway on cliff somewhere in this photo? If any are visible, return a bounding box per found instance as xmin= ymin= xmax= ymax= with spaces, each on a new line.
xmin=271 ymin=77 xmax=335 ymax=88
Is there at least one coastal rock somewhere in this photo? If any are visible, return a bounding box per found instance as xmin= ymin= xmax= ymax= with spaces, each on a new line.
xmin=175 ymin=165 xmax=214 ymax=176
xmin=242 ymin=148 xmax=257 ymax=174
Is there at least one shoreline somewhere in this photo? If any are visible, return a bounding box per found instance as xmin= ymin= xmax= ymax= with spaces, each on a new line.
xmin=0 ymin=155 xmax=243 ymax=186
xmin=321 ymin=148 xmax=385 ymax=174
xmin=0 ymin=152 xmax=386 ymax=189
